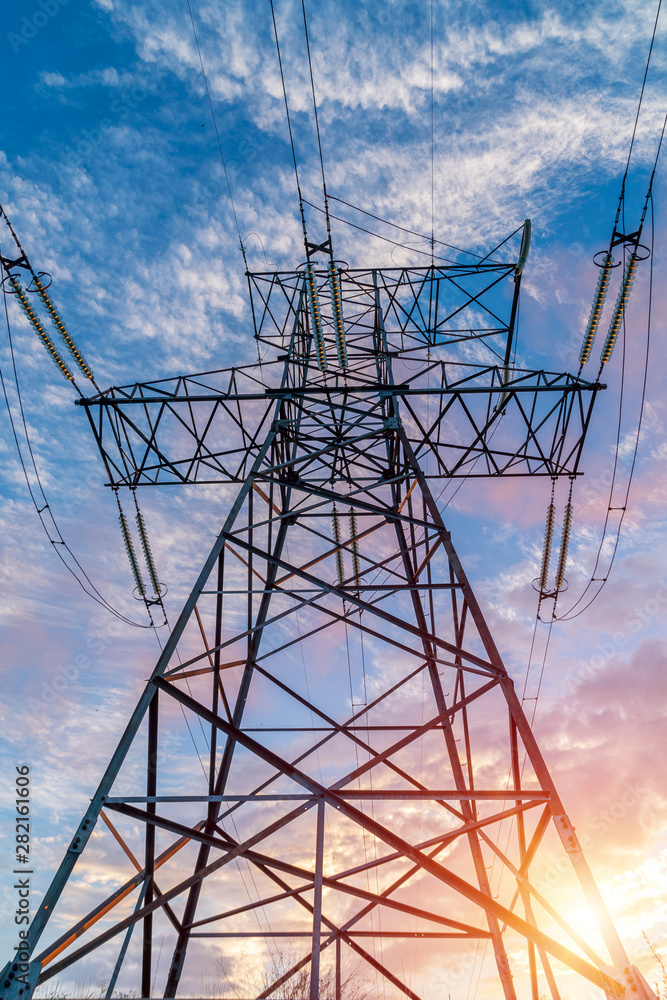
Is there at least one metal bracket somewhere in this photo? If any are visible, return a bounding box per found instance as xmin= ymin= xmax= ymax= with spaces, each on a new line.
xmin=0 ymin=958 xmax=41 ymax=1000
xmin=0 ymin=254 xmax=29 ymax=273
xmin=305 ymin=236 xmax=332 ymax=259
xmin=603 ymin=964 xmax=657 ymax=1000
xmin=553 ymin=813 xmax=581 ymax=853
xmin=610 ymin=228 xmax=641 ymax=250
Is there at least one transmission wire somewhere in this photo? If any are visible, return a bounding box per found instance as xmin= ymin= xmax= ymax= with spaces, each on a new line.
xmin=270 ymin=0 xmax=310 ymax=249
xmin=612 ymin=0 xmax=663 ymax=230
xmin=301 ymin=0 xmax=332 ymax=245
xmin=556 ymin=190 xmax=654 ymax=622
xmin=430 ymin=0 xmax=435 ymax=265
xmin=185 ymin=0 xmax=248 ymax=267
xmin=545 ymin=31 xmax=667 ymax=620
xmin=1 ymin=283 xmax=154 ymax=629
xmin=303 ymin=198 xmax=459 ymax=264
xmin=327 ymin=193 xmax=484 ymax=259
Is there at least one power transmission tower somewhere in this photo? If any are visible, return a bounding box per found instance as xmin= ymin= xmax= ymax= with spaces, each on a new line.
xmin=1 ymin=227 xmax=654 ymax=1000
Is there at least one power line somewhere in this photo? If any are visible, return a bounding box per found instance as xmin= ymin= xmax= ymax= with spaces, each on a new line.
xmin=301 ymin=0 xmax=332 ymax=249
xmin=185 ymin=0 xmax=248 ymax=268
xmin=327 ymin=193 xmax=485 ymax=260
xmin=556 ymin=190 xmax=654 ymax=622
xmin=617 ymin=0 xmax=663 ymax=214
xmin=1 ymin=279 xmax=155 ymax=629
xmin=270 ymin=0 xmax=309 ymax=252
xmin=303 ymin=197 xmax=461 ymax=264
xmin=430 ymin=0 xmax=435 ymax=264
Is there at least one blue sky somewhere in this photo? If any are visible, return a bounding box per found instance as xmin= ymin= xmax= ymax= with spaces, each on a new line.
xmin=1 ymin=1 xmax=667 ymax=997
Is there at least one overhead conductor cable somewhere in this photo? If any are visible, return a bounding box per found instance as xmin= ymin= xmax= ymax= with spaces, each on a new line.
xmin=579 ymin=252 xmax=614 ymax=364
xmin=7 ymin=273 xmax=74 ymax=382
xmin=600 ymin=251 xmax=639 ymax=364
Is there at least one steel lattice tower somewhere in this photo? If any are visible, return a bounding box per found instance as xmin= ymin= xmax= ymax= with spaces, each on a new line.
xmin=1 ymin=228 xmax=655 ymax=1000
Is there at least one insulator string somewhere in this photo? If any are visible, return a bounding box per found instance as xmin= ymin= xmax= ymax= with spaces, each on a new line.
xmin=349 ymin=509 xmax=361 ymax=590
xmin=538 ymin=485 xmax=556 ymax=594
xmin=114 ymin=488 xmax=147 ymax=600
xmin=328 ymin=260 xmax=347 ymax=368
xmin=134 ymin=496 xmax=162 ymax=599
xmin=555 ymin=483 xmax=574 ymax=592
xmin=331 ymin=502 xmax=344 ymax=586
xmin=32 ymin=273 xmax=94 ymax=380
xmin=7 ymin=273 xmax=75 ymax=383
xmin=306 ymin=262 xmax=327 ymax=371
xmin=579 ymin=253 xmax=614 ymax=366
xmin=600 ymin=252 xmax=639 ymax=366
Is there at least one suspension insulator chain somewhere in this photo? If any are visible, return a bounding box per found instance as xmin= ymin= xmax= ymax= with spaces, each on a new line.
xmin=306 ymin=263 xmax=327 ymax=372
xmin=117 ymin=504 xmax=147 ymax=599
xmin=539 ymin=501 xmax=555 ymax=593
xmin=555 ymin=489 xmax=574 ymax=591
xmin=8 ymin=274 xmax=74 ymax=382
xmin=328 ymin=260 xmax=348 ymax=369
xmin=32 ymin=273 xmax=94 ymax=380
xmin=349 ymin=509 xmax=361 ymax=588
xmin=580 ymin=252 xmax=614 ymax=365
xmin=600 ymin=252 xmax=639 ymax=365
xmin=331 ymin=503 xmax=345 ymax=586
xmin=135 ymin=508 xmax=161 ymax=598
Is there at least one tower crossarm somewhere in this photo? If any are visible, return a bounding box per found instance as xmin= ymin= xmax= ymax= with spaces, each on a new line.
xmin=76 ymin=364 xmax=602 ymax=486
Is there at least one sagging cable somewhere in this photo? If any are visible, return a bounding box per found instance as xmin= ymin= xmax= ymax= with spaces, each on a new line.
xmin=349 ymin=509 xmax=361 ymax=589
xmin=328 ymin=260 xmax=347 ymax=368
xmin=555 ymin=491 xmax=573 ymax=592
xmin=305 ymin=263 xmax=327 ymax=371
xmin=331 ymin=502 xmax=345 ymax=586
xmin=580 ymin=253 xmax=614 ymax=365
xmin=8 ymin=274 xmax=74 ymax=382
xmin=31 ymin=273 xmax=94 ymax=380
xmin=600 ymin=252 xmax=639 ymax=365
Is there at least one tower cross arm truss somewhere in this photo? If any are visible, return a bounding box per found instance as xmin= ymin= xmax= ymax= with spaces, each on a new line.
xmin=76 ymin=264 xmax=602 ymax=487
